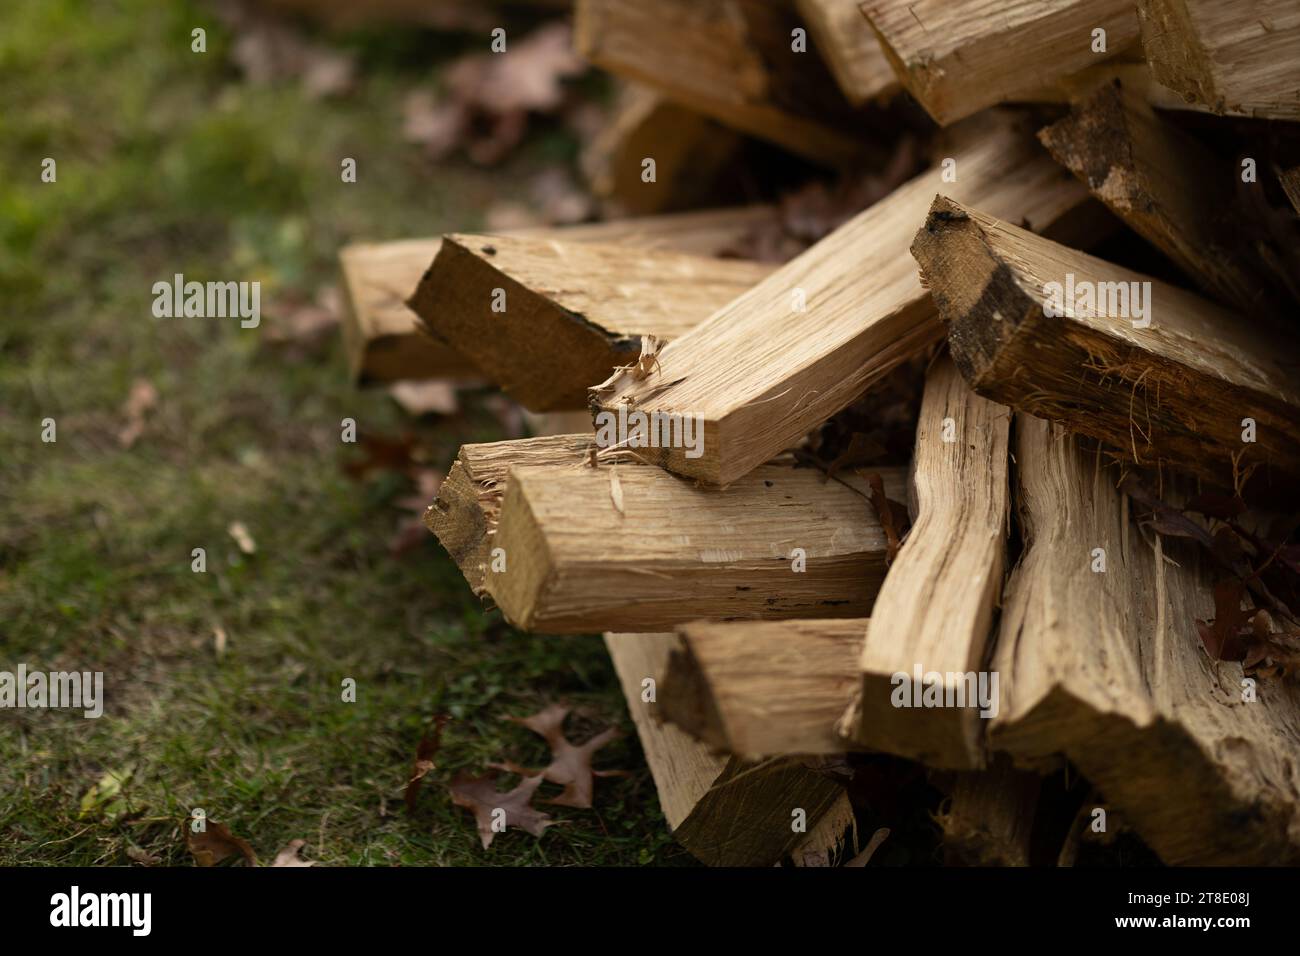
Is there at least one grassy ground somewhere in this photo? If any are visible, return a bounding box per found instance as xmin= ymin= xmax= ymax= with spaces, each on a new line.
xmin=0 ymin=0 xmax=686 ymax=866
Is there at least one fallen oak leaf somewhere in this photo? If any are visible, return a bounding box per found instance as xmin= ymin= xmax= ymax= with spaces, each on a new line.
xmin=185 ymin=820 xmax=258 ymax=867
xmin=448 ymin=772 xmax=554 ymax=849
xmin=861 ymin=471 xmax=909 ymax=565
xmin=506 ymin=704 xmax=623 ymax=809
xmin=270 ymin=839 xmax=316 ymax=867
xmin=404 ymin=714 xmax=451 ymax=813
xmin=1197 ymin=579 xmax=1252 ymax=661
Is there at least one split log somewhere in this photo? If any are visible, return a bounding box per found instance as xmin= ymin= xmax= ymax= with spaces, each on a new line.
xmin=1039 ymin=80 xmax=1300 ymax=317
xmin=604 ymin=632 xmax=852 ymax=866
xmin=488 ymin=462 xmax=907 ymax=633
xmin=661 ymin=619 xmax=866 ymax=759
xmin=860 ymin=0 xmax=1141 ymax=125
xmin=582 ymin=85 xmax=744 ymax=216
xmin=838 ymin=356 xmax=1010 ymax=769
xmin=341 ymin=205 xmax=779 ymax=384
xmin=410 ymin=234 xmax=775 ymax=410
xmin=1137 ymin=0 xmax=1300 ymax=120
xmin=794 ymin=0 xmax=898 ymax=106
xmin=989 ymin=416 xmax=1300 ymax=865
xmin=936 ymin=758 xmax=1041 ymax=867
xmin=423 ymin=434 xmax=599 ymax=599
xmin=1280 ymin=165 xmax=1300 ymax=214
xmin=575 ymin=0 xmax=873 ymax=167
xmin=911 ymin=197 xmax=1300 ymax=487
xmin=593 ymin=116 xmax=1096 ymax=488
xmin=339 ymin=240 xmax=478 ymax=384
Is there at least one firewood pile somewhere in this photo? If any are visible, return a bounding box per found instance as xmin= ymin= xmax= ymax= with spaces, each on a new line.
xmin=338 ymin=0 xmax=1300 ymax=866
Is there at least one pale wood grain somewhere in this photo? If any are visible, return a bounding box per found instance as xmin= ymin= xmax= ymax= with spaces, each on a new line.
xmin=593 ymin=117 xmax=1096 ymax=488
xmin=912 ymin=196 xmax=1300 ymax=486
xmin=1138 ymin=0 xmax=1300 ymax=119
xmin=604 ymin=632 xmax=851 ymax=866
xmin=838 ymin=355 xmax=1010 ymax=769
xmin=662 ymin=618 xmax=866 ymax=758
xmin=410 ymin=233 xmax=774 ymax=410
xmin=861 ymin=0 xmax=1140 ymax=125
xmin=488 ymin=463 xmax=906 ymax=633
xmin=990 ymin=417 xmax=1300 ymax=864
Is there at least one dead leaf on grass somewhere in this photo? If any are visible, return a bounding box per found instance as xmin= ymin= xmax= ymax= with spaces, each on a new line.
xmin=185 ymin=820 xmax=258 ymax=867
xmin=404 ymin=714 xmax=451 ymax=812
xmin=270 ymin=839 xmax=316 ymax=867
xmin=499 ymin=703 xmax=624 ymax=808
xmin=448 ymin=772 xmax=554 ymax=849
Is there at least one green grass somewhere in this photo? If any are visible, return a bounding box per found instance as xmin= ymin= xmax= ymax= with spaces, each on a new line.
xmin=0 ymin=0 xmax=686 ymax=866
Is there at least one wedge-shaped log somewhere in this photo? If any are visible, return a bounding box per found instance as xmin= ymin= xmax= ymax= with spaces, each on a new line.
xmin=794 ymin=0 xmax=898 ymax=106
xmin=860 ymin=0 xmax=1140 ymax=125
xmin=661 ymin=618 xmax=866 ymax=759
xmin=936 ymin=758 xmax=1041 ymax=867
xmin=411 ymin=234 xmax=775 ymax=410
xmin=340 ymin=240 xmax=478 ymax=384
xmin=582 ymin=85 xmax=744 ymax=215
xmin=423 ymin=434 xmax=600 ymax=599
xmin=592 ymin=117 xmax=1095 ymax=488
xmin=912 ymin=197 xmax=1300 ymax=486
xmin=1137 ymin=0 xmax=1300 ymax=120
xmin=837 ymin=356 xmax=1009 ymax=768
xmin=341 ymin=205 xmax=778 ymax=384
xmin=1280 ymin=165 xmax=1300 ymax=215
xmin=488 ymin=463 xmax=906 ymax=633
xmin=604 ymin=632 xmax=852 ymax=867
xmin=575 ymin=0 xmax=872 ymax=166
xmin=991 ymin=417 xmax=1300 ymax=865
xmin=1039 ymin=80 xmax=1300 ymax=317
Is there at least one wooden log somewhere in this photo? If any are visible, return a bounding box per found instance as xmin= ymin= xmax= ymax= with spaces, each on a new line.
xmin=838 ymin=356 xmax=1010 ymax=769
xmin=1039 ymin=79 xmax=1300 ymax=318
xmin=936 ymin=758 xmax=1040 ymax=867
xmin=911 ymin=196 xmax=1300 ymax=487
xmin=1137 ymin=0 xmax=1300 ymax=120
xmin=661 ymin=619 xmax=866 ymax=759
xmin=575 ymin=0 xmax=873 ymax=167
xmin=860 ymin=0 xmax=1141 ymax=125
xmin=989 ymin=416 xmax=1300 ymax=865
xmin=423 ymin=434 xmax=600 ymax=599
xmin=410 ymin=234 xmax=775 ymax=411
xmin=339 ymin=240 xmax=479 ymax=384
xmin=794 ymin=0 xmax=898 ymax=106
xmin=581 ymin=85 xmax=744 ymax=216
xmin=592 ymin=116 xmax=1096 ymax=488
xmin=1280 ymin=165 xmax=1300 ymax=214
xmin=604 ymin=632 xmax=852 ymax=866
xmin=341 ymin=205 xmax=779 ymax=384
xmin=487 ymin=462 xmax=907 ymax=633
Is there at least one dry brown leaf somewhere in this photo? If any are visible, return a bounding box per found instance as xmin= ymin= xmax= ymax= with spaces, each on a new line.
xmin=404 ymin=715 xmax=451 ymax=812
xmin=504 ymin=704 xmax=623 ymax=809
xmin=388 ymin=381 xmax=458 ymax=417
xmin=861 ymin=472 xmax=909 ymax=565
xmin=185 ymin=820 xmax=258 ymax=867
xmin=118 ymin=378 xmax=159 ymax=449
xmin=227 ymin=521 xmax=257 ymax=555
xmin=270 ymin=839 xmax=316 ymax=867
xmin=263 ymin=287 xmax=342 ymax=357
xmin=448 ymin=772 xmax=554 ymax=849
xmin=126 ymin=846 xmax=160 ymax=866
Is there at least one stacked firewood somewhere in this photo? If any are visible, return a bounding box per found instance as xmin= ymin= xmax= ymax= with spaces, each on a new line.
xmin=339 ymin=0 xmax=1300 ymax=866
